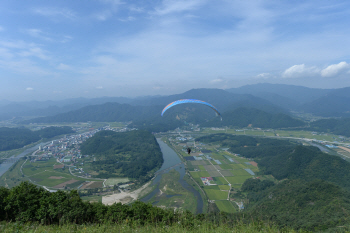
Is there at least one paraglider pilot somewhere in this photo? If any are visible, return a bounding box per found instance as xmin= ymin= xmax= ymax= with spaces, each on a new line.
xmin=187 ymin=147 xmax=191 ymax=154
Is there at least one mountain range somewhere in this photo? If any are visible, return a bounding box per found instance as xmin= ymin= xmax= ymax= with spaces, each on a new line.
xmin=4 ymin=83 xmax=350 ymax=125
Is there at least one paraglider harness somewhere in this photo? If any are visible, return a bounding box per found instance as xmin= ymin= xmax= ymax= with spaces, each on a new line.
xmin=187 ymin=147 xmax=191 ymax=154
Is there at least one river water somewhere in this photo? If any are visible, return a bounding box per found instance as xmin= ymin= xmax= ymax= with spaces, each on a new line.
xmin=0 ymin=142 xmax=48 ymax=177
xmin=141 ymin=139 xmax=203 ymax=214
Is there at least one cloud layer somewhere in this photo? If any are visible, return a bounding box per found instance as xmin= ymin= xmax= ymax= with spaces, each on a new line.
xmin=0 ymin=0 xmax=350 ymax=100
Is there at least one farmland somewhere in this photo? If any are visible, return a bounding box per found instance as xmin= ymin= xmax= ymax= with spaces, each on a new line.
xmin=21 ymin=157 xmax=104 ymax=189
xmin=168 ymin=136 xmax=266 ymax=213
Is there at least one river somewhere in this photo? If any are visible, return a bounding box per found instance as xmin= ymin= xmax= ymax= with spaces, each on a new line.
xmin=141 ymin=139 xmax=203 ymax=214
xmin=0 ymin=142 xmax=49 ymax=177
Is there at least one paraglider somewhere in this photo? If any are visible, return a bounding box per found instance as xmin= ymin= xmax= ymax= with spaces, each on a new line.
xmin=187 ymin=147 xmax=191 ymax=155
xmin=161 ymin=99 xmax=222 ymax=120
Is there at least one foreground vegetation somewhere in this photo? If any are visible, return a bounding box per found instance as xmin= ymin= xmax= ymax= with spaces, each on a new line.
xmin=0 ymin=221 xmax=299 ymax=233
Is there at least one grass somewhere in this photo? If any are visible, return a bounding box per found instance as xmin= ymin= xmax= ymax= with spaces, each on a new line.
xmin=105 ymin=178 xmax=129 ymax=186
xmin=231 ymin=169 xmax=251 ymax=176
xmin=0 ymin=159 xmax=29 ymax=188
xmin=80 ymin=195 xmax=103 ymax=203
xmin=204 ymin=189 xmax=228 ymax=200
xmin=215 ymin=200 xmax=237 ymax=213
xmin=190 ymin=171 xmax=210 ymax=178
xmin=145 ymin=169 xmax=197 ymax=213
xmin=213 ymin=177 xmax=228 ymax=185
xmin=218 ymin=164 xmax=232 ymax=170
xmin=218 ymin=185 xmax=230 ymax=191
xmin=0 ymin=221 xmax=300 ymax=233
xmin=226 ymin=176 xmax=252 ymax=184
xmin=228 ymin=164 xmax=244 ymax=169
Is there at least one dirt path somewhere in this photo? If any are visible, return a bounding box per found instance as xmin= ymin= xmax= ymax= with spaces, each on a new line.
xmin=102 ymin=181 xmax=151 ymax=205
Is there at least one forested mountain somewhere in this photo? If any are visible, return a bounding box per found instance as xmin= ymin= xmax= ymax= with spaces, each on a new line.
xmin=242 ymin=179 xmax=350 ymax=231
xmin=80 ymin=130 xmax=163 ymax=179
xmin=0 ymin=126 xmax=74 ymax=151
xmin=201 ymin=107 xmax=305 ymax=128
xmin=309 ymin=117 xmax=350 ymax=137
xmin=300 ymin=92 xmax=350 ymax=117
xmin=22 ymin=103 xmax=164 ymax=123
xmin=227 ymin=83 xmax=331 ymax=105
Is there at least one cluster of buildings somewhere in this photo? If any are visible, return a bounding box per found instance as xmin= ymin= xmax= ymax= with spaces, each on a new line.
xmin=32 ymin=126 xmax=131 ymax=165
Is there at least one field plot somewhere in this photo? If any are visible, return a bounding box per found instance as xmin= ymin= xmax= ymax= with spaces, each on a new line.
xmin=80 ymin=181 xmax=103 ymax=189
xmin=226 ymin=176 xmax=252 ymax=184
xmin=105 ymin=178 xmax=130 ymax=186
xmin=204 ymin=189 xmax=228 ymax=200
xmin=208 ymin=170 xmax=221 ymax=177
xmin=189 ymin=171 xmax=210 ymax=178
xmin=218 ymin=185 xmax=230 ymax=190
xmin=53 ymin=179 xmax=79 ymax=188
xmin=228 ymin=164 xmax=243 ymax=169
xmin=219 ymin=164 xmax=232 ymax=170
xmin=215 ymin=200 xmax=236 ymax=213
xmin=191 ymin=160 xmax=208 ymax=166
xmin=203 ymin=165 xmax=216 ymax=171
xmin=231 ymin=169 xmax=250 ymax=176
xmin=213 ymin=177 xmax=228 ymax=185
xmin=220 ymin=170 xmax=234 ymax=176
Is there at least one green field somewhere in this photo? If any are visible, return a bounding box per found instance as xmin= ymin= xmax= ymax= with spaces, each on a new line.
xmin=189 ymin=171 xmax=210 ymax=178
xmin=204 ymin=189 xmax=228 ymax=200
xmin=218 ymin=185 xmax=230 ymax=190
xmin=145 ymin=169 xmax=197 ymax=213
xmin=219 ymin=164 xmax=232 ymax=170
xmin=215 ymin=200 xmax=237 ymax=213
xmin=228 ymin=164 xmax=243 ymax=169
xmin=231 ymin=169 xmax=250 ymax=176
xmin=21 ymin=158 xmax=102 ymax=189
xmin=105 ymin=178 xmax=130 ymax=186
xmin=226 ymin=176 xmax=252 ymax=184
xmin=213 ymin=177 xmax=229 ymax=185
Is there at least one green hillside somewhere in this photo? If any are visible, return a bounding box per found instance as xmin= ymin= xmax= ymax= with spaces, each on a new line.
xmin=80 ymin=130 xmax=163 ymax=179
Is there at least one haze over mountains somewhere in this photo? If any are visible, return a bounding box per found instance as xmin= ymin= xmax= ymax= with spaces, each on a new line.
xmin=2 ymin=83 xmax=350 ymax=123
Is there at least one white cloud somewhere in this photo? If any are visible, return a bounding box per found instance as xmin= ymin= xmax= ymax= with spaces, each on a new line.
xmin=57 ymin=63 xmax=72 ymax=70
xmin=282 ymin=64 xmax=319 ymax=78
xmin=24 ymin=29 xmax=52 ymax=41
xmin=18 ymin=47 xmax=50 ymax=60
xmin=32 ymin=7 xmax=77 ymax=20
xmin=26 ymin=87 xmax=34 ymax=91
xmin=321 ymin=61 xmax=349 ymax=77
xmin=154 ymin=0 xmax=204 ymax=15
xmin=0 ymin=26 xmax=4 ymax=32
xmin=96 ymin=86 xmax=103 ymax=89
xmin=210 ymin=78 xmax=224 ymax=83
xmin=256 ymin=73 xmax=271 ymax=78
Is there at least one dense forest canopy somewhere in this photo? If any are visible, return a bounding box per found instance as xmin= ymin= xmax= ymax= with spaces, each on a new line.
xmin=241 ymin=179 xmax=350 ymax=231
xmin=0 ymin=126 xmax=74 ymax=151
xmin=80 ymin=130 xmax=163 ymax=179
xmin=309 ymin=117 xmax=350 ymax=137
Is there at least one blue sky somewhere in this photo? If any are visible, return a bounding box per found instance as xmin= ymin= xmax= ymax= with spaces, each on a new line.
xmin=1 ymin=0 xmax=350 ymax=101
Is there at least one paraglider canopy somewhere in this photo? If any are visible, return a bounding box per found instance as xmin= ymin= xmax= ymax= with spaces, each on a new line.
xmin=161 ymin=99 xmax=222 ymax=120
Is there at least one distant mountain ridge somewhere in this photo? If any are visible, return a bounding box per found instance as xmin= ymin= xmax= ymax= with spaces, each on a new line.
xmin=6 ymin=84 xmax=350 ymax=122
